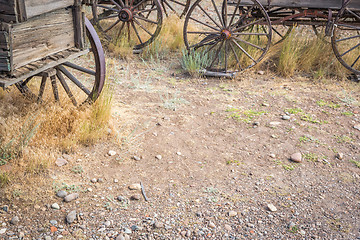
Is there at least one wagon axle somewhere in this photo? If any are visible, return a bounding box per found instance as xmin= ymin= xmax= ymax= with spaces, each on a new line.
xmin=119 ymin=8 xmax=133 ymax=22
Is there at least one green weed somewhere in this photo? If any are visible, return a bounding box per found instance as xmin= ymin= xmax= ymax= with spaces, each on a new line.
xmin=71 ymin=165 xmax=83 ymax=174
xmin=316 ymin=100 xmax=341 ymax=109
xmin=159 ymin=91 xmax=189 ymax=110
xmin=350 ymin=159 xmax=360 ymax=168
xmin=227 ymin=108 xmax=266 ymax=123
xmin=180 ymin=49 xmax=212 ymax=77
xmin=303 ymin=153 xmax=319 ymax=162
xmin=284 ymin=108 xmax=302 ymax=114
xmin=0 ymin=172 xmax=10 ymax=187
xmin=300 ymin=114 xmax=323 ymax=124
xmin=334 ymin=135 xmax=353 ymax=143
xmin=342 ymin=111 xmax=354 ymax=116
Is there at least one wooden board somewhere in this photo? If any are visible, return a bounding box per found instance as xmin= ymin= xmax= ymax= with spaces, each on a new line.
xmin=0 ymin=0 xmax=17 ymax=23
xmin=239 ymin=0 xmax=360 ymax=10
xmin=24 ymin=0 xmax=74 ymax=19
xmin=11 ymin=8 xmax=76 ymax=70
xmin=0 ymin=30 xmax=11 ymax=72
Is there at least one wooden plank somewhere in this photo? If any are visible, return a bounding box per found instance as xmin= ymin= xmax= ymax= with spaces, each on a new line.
xmin=0 ymin=31 xmax=9 ymax=49
xmin=24 ymin=0 xmax=73 ymax=19
xmin=11 ymin=8 xmax=76 ymax=70
xmin=0 ymin=0 xmax=17 ymax=23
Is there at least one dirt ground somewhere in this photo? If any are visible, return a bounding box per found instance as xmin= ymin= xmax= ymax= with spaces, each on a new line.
xmin=0 ymin=54 xmax=360 ymax=240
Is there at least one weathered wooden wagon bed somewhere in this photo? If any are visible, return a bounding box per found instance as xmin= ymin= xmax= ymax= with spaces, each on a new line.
xmin=183 ymin=0 xmax=360 ymax=77
xmin=0 ymin=0 xmax=106 ymax=105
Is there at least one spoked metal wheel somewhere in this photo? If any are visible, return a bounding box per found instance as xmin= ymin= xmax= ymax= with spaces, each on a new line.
xmin=331 ymin=9 xmax=360 ymax=75
xmin=161 ymin=0 xmax=190 ymax=18
xmin=183 ymin=0 xmax=271 ymax=75
xmin=16 ymin=18 xmax=106 ymax=106
xmin=91 ymin=0 xmax=163 ymax=50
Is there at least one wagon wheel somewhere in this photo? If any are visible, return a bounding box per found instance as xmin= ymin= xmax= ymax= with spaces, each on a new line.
xmin=161 ymin=0 xmax=190 ymax=18
xmin=183 ymin=0 xmax=271 ymax=74
xmin=331 ymin=9 xmax=360 ymax=75
xmin=16 ymin=18 xmax=106 ymax=106
xmin=271 ymin=25 xmax=293 ymax=45
xmin=92 ymin=0 xmax=162 ymax=50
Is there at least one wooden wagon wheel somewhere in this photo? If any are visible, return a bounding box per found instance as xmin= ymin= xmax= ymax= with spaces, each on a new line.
xmin=92 ymin=0 xmax=163 ymax=50
xmin=16 ymin=18 xmax=106 ymax=106
xmin=331 ymin=8 xmax=360 ymax=75
xmin=161 ymin=0 xmax=190 ymax=18
xmin=183 ymin=0 xmax=272 ymax=74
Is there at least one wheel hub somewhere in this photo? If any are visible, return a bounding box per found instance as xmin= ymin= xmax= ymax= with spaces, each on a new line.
xmin=221 ymin=29 xmax=231 ymax=40
xmin=119 ymin=8 xmax=133 ymax=22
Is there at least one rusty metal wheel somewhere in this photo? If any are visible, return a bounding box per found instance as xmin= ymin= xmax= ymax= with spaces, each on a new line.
xmin=331 ymin=8 xmax=360 ymax=75
xmin=16 ymin=18 xmax=106 ymax=106
xmin=92 ymin=0 xmax=162 ymax=50
xmin=161 ymin=0 xmax=190 ymax=18
xmin=183 ymin=0 xmax=271 ymax=74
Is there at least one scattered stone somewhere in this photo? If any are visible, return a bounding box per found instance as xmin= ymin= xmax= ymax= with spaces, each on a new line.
xmin=269 ymin=121 xmax=281 ymax=126
xmin=290 ymin=152 xmax=302 ymax=163
xmin=117 ymin=196 xmax=127 ymax=202
xmin=176 ymin=152 xmax=182 ymax=156
xmin=128 ymin=183 xmax=141 ymax=190
xmin=224 ymin=224 xmax=232 ymax=231
xmin=55 ymin=158 xmax=68 ymax=167
xmin=228 ymin=211 xmax=237 ymax=217
xmin=50 ymin=220 xmax=58 ymax=226
xmin=114 ymin=179 xmax=119 ymax=183
xmin=124 ymin=228 xmax=132 ymax=234
xmin=108 ymin=150 xmax=117 ymax=156
xmin=10 ymin=216 xmax=19 ymax=225
xmin=336 ymin=153 xmax=344 ymax=160
xmin=133 ymin=156 xmax=141 ymax=161
xmin=51 ymin=203 xmax=60 ymax=210
xmin=267 ymin=204 xmax=277 ymax=212
xmin=253 ymin=122 xmax=260 ymax=126
xmin=155 ymin=155 xmax=162 ymax=160
xmin=66 ymin=210 xmax=77 ymax=224
xmin=116 ymin=234 xmax=125 ymax=240
xmin=209 ymin=222 xmax=216 ymax=228
xmin=299 ymin=230 xmax=306 ymax=235
xmin=104 ymin=221 xmax=111 ymax=227
xmin=0 ymin=229 xmax=5 ymax=234
xmin=258 ymin=70 xmax=265 ymax=75
xmin=97 ymin=178 xmax=104 ymax=183
xmin=354 ymin=125 xmax=360 ymax=131
xmin=262 ymin=103 xmax=269 ymax=107
xmin=130 ymin=195 xmax=141 ymax=200
xmin=269 ymin=154 xmax=276 ymax=158
xmin=56 ymin=190 xmax=67 ymax=198
xmin=288 ymin=222 xmax=296 ymax=229
xmin=87 ymin=188 xmax=93 ymax=192
xmin=130 ymin=225 xmax=140 ymax=231
xmin=91 ymin=178 xmax=97 ymax=183
xmin=282 ymin=115 xmax=290 ymax=120
xmin=154 ymin=222 xmax=164 ymax=229
xmin=45 ymin=236 xmax=51 ymax=240
xmin=64 ymin=193 xmax=79 ymax=202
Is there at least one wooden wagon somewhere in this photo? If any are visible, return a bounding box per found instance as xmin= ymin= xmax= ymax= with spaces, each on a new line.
xmin=182 ymin=0 xmax=360 ymax=76
xmin=0 ymin=0 xmax=106 ymax=105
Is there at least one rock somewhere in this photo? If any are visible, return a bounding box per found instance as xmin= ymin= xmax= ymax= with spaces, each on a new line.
xmin=354 ymin=125 xmax=360 ymax=131
xmin=176 ymin=152 xmax=182 ymax=156
xmin=56 ymin=190 xmax=67 ymax=198
xmin=130 ymin=225 xmax=140 ymax=231
xmin=253 ymin=122 xmax=260 ymax=126
xmin=128 ymin=183 xmax=141 ymax=190
xmin=97 ymin=178 xmax=104 ymax=183
xmin=209 ymin=222 xmax=216 ymax=228
xmin=130 ymin=195 xmax=141 ymax=200
xmin=0 ymin=228 xmax=5 ymax=234
xmin=228 ymin=211 xmax=237 ymax=217
xmin=91 ymin=178 xmax=97 ymax=183
xmin=50 ymin=220 xmax=58 ymax=226
xmin=336 ymin=153 xmax=344 ymax=160
xmin=290 ymin=152 xmax=302 ymax=163
xmin=55 ymin=158 xmax=68 ymax=167
xmin=155 ymin=155 xmax=162 ymax=160
xmin=262 ymin=103 xmax=269 ymax=107
xmin=116 ymin=234 xmax=125 ymax=240
xmin=267 ymin=204 xmax=277 ymax=212
xmin=269 ymin=154 xmax=276 ymax=158
xmin=224 ymin=224 xmax=232 ymax=231
xmin=45 ymin=236 xmax=51 ymax=240
xmin=108 ymin=150 xmax=117 ymax=156
xmin=10 ymin=216 xmax=19 ymax=225
xmin=288 ymin=222 xmax=296 ymax=229
xmin=117 ymin=196 xmax=127 ymax=202
xmin=154 ymin=222 xmax=164 ymax=229
xmin=282 ymin=115 xmax=290 ymax=120
xmin=104 ymin=221 xmax=111 ymax=227
xmin=51 ymin=203 xmax=60 ymax=210
xmin=114 ymin=179 xmax=119 ymax=183
xmin=133 ymin=156 xmax=141 ymax=161
xmin=87 ymin=188 xmax=93 ymax=192
xmin=299 ymin=230 xmax=306 ymax=235
xmin=66 ymin=210 xmax=77 ymax=224
xmin=123 ymin=228 xmax=132 ymax=234
xmin=269 ymin=121 xmax=281 ymax=126
xmin=64 ymin=193 xmax=79 ymax=202
xmin=258 ymin=70 xmax=265 ymax=75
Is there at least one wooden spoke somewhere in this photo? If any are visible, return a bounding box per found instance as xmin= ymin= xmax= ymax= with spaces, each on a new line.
xmin=56 ymin=69 xmax=78 ymax=106
xmin=104 ymin=19 xmax=121 ymax=32
xmin=189 ymin=16 xmax=220 ymax=31
xmin=209 ymin=40 xmax=224 ymax=68
xmin=196 ymin=3 xmax=222 ymax=30
xmin=50 ymin=75 xmax=59 ymax=102
xmin=137 ymin=7 xmax=159 ymax=14
xmin=351 ymin=54 xmax=360 ymax=67
xmin=131 ymin=21 xmax=143 ymax=44
xmin=232 ymin=17 xmax=263 ymax=32
xmin=187 ymin=31 xmax=219 ymax=35
xmin=231 ymin=39 xmax=256 ymax=63
xmin=233 ymin=36 xmax=265 ymax=51
xmin=210 ymin=0 xmax=224 ymax=27
xmin=37 ymin=75 xmax=47 ymax=102
xmin=133 ymin=18 xmax=153 ymax=36
xmin=57 ymin=66 xmax=91 ymax=96
xmin=133 ymin=15 xmax=159 ymax=25
xmin=189 ymin=35 xmax=220 ymax=49
xmin=110 ymin=0 xmax=123 ymax=8
xmin=63 ymin=62 xmax=96 ymax=76
xmin=336 ymin=34 xmax=360 ymax=42
xmin=233 ymin=32 xmax=268 ymax=36
xmin=227 ymin=0 xmax=241 ymax=28
xmin=229 ymin=41 xmax=242 ymax=70
xmin=340 ymin=42 xmax=360 ymax=57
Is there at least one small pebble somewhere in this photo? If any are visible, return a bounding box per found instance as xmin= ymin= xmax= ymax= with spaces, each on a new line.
xmin=50 ymin=220 xmax=58 ymax=226
xmin=128 ymin=183 xmax=141 ymax=190
xmin=336 ymin=153 xmax=344 ymax=160
xmin=290 ymin=152 xmax=302 ymax=163
xmin=224 ymin=224 xmax=232 ymax=231
xmin=258 ymin=70 xmax=265 ymax=75
xmin=269 ymin=154 xmax=276 ymax=158
xmin=108 ymin=150 xmax=117 ymax=156
xmin=282 ymin=115 xmax=290 ymax=120
xmin=10 ymin=216 xmax=19 ymax=225
xmin=228 ymin=211 xmax=237 ymax=217
xmin=133 ymin=156 xmax=141 ymax=161
xmin=114 ymin=179 xmax=119 ymax=183
xmin=155 ymin=155 xmax=162 ymax=160
xmin=130 ymin=195 xmax=141 ymax=200
xmin=56 ymin=190 xmax=67 ymax=198
xmin=209 ymin=222 xmax=216 ymax=228
xmin=64 ymin=193 xmax=79 ymax=202
xmin=51 ymin=203 xmax=60 ymax=210
xmin=300 ymin=230 xmax=306 ymax=235
xmin=354 ymin=125 xmax=360 ymax=131
xmin=154 ymin=222 xmax=164 ymax=229
xmin=44 ymin=236 xmax=51 ymax=240
xmin=97 ymin=178 xmax=104 ymax=183
xmin=267 ymin=204 xmax=277 ymax=212
xmin=176 ymin=152 xmax=182 ymax=156
xmin=269 ymin=122 xmax=281 ymax=126
xmin=66 ymin=210 xmax=77 ymax=224
xmin=124 ymin=228 xmax=132 ymax=234
xmin=55 ymin=158 xmax=68 ymax=167
xmin=91 ymin=178 xmax=97 ymax=183
xmin=116 ymin=234 xmax=125 ymax=240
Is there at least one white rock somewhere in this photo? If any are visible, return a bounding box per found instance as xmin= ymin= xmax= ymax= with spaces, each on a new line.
xmin=354 ymin=125 xmax=360 ymax=131
xmin=128 ymin=183 xmax=141 ymax=190
xmin=228 ymin=211 xmax=237 ymax=217
xmin=267 ymin=204 xmax=277 ymax=212
xmin=108 ymin=150 xmax=117 ymax=156
xmin=51 ymin=203 xmax=60 ymax=210
xmin=269 ymin=121 xmax=281 ymax=126
xmin=114 ymin=179 xmax=119 ymax=183
xmin=290 ymin=152 xmax=302 ymax=163
xmin=0 ymin=229 xmax=6 ymax=234
xmin=176 ymin=152 xmax=182 ymax=156
xmin=155 ymin=155 xmax=162 ymax=160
